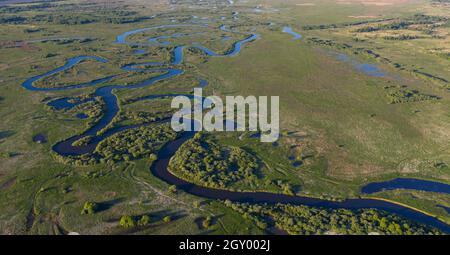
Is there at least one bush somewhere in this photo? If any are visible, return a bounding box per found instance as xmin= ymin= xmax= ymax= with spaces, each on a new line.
xmin=193 ymin=201 xmax=201 ymax=208
xmin=81 ymin=201 xmax=98 ymax=215
xmin=119 ymin=215 xmax=136 ymax=228
xmin=138 ymin=215 xmax=151 ymax=226
xmin=202 ymin=216 xmax=212 ymax=228
xmin=168 ymin=185 xmax=177 ymax=194
xmin=163 ymin=216 xmax=172 ymax=223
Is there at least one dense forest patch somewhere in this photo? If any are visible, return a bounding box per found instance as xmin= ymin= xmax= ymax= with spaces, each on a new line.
xmin=95 ymin=124 xmax=177 ymax=163
xmin=225 ymin=201 xmax=443 ymax=235
xmin=385 ymin=86 xmax=440 ymax=104
xmin=168 ymin=134 xmax=261 ymax=189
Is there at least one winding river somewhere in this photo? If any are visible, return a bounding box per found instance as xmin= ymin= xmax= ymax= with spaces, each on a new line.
xmin=21 ymin=23 xmax=450 ymax=233
xmin=362 ymin=178 xmax=450 ymax=195
xmin=282 ymin=26 xmax=302 ymax=40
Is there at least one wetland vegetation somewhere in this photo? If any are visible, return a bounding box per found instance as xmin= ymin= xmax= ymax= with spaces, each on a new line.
xmin=0 ymin=0 xmax=449 ymax=235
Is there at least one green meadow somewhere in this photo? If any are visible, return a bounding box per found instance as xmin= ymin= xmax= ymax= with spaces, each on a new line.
xmin=0 ymin=0 xmax=449 ymax=234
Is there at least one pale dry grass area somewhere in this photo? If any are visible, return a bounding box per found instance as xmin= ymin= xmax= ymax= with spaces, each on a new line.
xmin=0 ymin=63 xmax=8 ymax=71
xmin=82 ymin=0 xmax=169 ymax=11
xmin=348 ymin=15 xmax=381 ymax=18
xmin=317 ymin=135 xmax=392 ymax=180
xmin=336 ymin=0 xmax=413 ymax=5
xmin=296 ymin=3 xmax=316 ymax=6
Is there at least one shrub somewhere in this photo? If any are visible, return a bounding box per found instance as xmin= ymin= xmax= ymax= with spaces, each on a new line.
xmin=138 ymin=215 xmax=151 ymax=226
xmin=193 ymin=201 xmax=201 ymax=208
xmin=202 ymin=216 xmax=212 ymax=228
xmin=168 ymin=185 xmax=177 ymax=194
xmin=119 ymin=215 xmax=136 ymax=228
xmin=81 ymin=201 xmax=98 ymax=215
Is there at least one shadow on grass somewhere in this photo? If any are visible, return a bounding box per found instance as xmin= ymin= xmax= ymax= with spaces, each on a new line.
xmin=0 ymin=130 xmax=14 ymax=140
xmin=96 ymin=198 xmax=125 ymax=213
xmin=0 ymin=177 xmax=16 ymax=190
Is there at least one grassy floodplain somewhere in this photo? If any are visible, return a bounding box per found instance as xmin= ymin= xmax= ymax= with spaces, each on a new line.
xmin=0 ymin=0 xmax=449 ymax=234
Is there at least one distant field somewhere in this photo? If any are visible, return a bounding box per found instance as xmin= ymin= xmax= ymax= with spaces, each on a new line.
xmin=0 ymin=0 xmax=48 ymax=6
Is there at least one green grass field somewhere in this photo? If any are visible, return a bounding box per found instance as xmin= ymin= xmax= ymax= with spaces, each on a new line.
xmin=0 ymin=0 xmax=449 ymax=234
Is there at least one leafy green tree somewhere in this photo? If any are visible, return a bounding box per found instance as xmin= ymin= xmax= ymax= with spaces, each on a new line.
xmin=193 ymin=201 xmax=201 ymax=208
xmin=256 ymin=220 xmax=268 ymax=230
xmin=202 ymin=216 xmax=212 ymax=228
xmin=81 ymin=201 xmax=98 ymax=215
xmin=119 ymin=215 xmax=136 ymax=228
xmin=163 ymin=216 xmax=172 ymax=223
xmin=138 ymin=215 xmax=151 ymax=226
xmin=168 ymin=185 xmax=177 ymax=194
